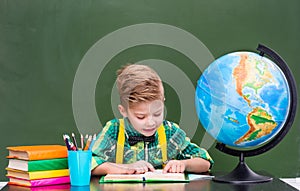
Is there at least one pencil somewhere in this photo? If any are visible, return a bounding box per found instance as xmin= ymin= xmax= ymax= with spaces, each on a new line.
xmin=89 ymin=134 xmax=97 ymax=150
xmin=69 ymin=141 xmax=77 ymax=151
xmin=64 ymin=134 xmax=76 ymax=151
xmin=83 ymin=135 xmax=92 ymax=151
xmin=63 ymin=135 xmax=71 ymax=150
xmin=80 ymin=134 xmax=84 ymax=150
xmin=71 ymin=133 xmax=78 ymax=151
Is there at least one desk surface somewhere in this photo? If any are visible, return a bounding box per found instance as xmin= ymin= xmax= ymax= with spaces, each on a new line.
xmin=1 ymin=175 xmax=298 ymax=191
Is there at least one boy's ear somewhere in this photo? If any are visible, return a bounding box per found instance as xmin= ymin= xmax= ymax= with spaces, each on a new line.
xmin=118 ymin=105 xmax=128 ymax=117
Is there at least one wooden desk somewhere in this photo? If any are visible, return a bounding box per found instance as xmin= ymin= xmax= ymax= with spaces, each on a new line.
xmin=1 ymin=175 xmax=298 ymax=191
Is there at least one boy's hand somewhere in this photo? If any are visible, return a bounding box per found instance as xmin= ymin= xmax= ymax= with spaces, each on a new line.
xmin=163 ymin=160 xmax=185 ymax=173
xmin=125 ymin=160 xmax=155 ymax=174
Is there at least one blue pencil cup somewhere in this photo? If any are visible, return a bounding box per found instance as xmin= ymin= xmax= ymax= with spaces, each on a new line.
xmin=68 ymin=150 xmax=92 ymax=186
xmin=71 ymin=185 xmax=90 ymax=191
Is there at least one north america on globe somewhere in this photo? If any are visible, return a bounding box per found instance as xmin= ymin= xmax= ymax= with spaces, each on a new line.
xmin=232 ymin=54 xmax=277 ymax=144
xmin=196 ymin=51 xmax=289 ymax=148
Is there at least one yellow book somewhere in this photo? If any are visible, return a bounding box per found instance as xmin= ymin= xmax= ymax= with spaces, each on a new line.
xmin=6 ymin=168 xmax=69 ymax=180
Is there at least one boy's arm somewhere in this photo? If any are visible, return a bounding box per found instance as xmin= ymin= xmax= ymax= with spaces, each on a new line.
xmin=183 ymin=158 xmax=211 ymax=173
xmin=183 ymin=157 xmax=211 ymax=173
xmin=163 ymin=157 xmax=210 ymax=173
xmin=91 ymin=160 xmax=155 ymax=175
xmin=91 ymin=162 xmax=134 ymax=175
xmin=166 ymin=122 xmax=214 ymax=168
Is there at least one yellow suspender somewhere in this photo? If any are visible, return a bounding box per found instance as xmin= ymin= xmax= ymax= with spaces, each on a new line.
xmin=116 ymin=119 xmax=167 ymax=164
xmin=116 ymin=119 xmax=125 ymax=164
xmin=157 ymin=125 xmax=167 ymax=164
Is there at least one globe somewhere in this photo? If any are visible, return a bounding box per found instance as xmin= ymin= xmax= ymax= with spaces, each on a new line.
xmin=195 ymin=44 xmax=297 ymax=183
xmin=196 ymin=51 xmax=289 ymax=148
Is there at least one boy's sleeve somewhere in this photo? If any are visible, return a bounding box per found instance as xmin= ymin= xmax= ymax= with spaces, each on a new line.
xmin=166 ymin=121 xmax=214 ymax=168
xmin=180 ymin=138 xmax=214 ymax=168
xmin=91 ymin=120 xmax=118 ymax=170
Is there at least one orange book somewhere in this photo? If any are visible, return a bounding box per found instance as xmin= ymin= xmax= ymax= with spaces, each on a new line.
xmin=7 ymin=145 xmax=68 ymax=160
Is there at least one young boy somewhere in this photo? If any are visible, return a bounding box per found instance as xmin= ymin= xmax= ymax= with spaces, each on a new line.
xmin=91 ymin=64 xmax=213 ymax=175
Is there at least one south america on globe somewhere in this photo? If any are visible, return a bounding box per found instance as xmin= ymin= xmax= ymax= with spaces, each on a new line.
xmin=195 ymin=51 xmax=290 ymax=148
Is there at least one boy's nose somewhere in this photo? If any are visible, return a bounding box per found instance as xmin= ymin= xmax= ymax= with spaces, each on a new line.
xmin=146 ymin=116 xmax=155 ymax=126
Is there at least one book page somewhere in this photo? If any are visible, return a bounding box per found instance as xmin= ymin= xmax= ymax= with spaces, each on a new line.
xmin=144 ymin=170 xmax=186 ymax=181
xmin=0 ymin=182 xmax=7 ymax=190
xmin=187 ymin=173 xmax=214 ymax=181
xmin=103 ymin=173 xmax=143 ymax=181
xmin=8 ymin=150 xmax=29 ymax=160
xmin=102 ymin=170 xmax=186 ymax=182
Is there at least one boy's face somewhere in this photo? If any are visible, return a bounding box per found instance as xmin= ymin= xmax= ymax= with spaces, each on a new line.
xmin=118 ymin=100 xmax=164 ymax=137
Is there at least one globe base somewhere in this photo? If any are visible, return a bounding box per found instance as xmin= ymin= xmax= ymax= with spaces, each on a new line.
xmin=213 ymin=153 xmax=273 ymax=184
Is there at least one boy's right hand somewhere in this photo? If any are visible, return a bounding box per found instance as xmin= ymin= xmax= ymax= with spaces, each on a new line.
xmin=124 ymin=160 xmax=155 ymax=174
xmin=91 ymin=161 xmax=155 ymax=175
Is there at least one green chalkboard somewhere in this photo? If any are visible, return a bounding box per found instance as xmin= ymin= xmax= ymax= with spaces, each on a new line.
xmin=0 ymin=0 xmax=299 ymax=181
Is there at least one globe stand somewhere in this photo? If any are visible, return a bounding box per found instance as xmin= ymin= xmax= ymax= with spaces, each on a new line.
xmin=213 ymin=150 xmax=272 ymax=184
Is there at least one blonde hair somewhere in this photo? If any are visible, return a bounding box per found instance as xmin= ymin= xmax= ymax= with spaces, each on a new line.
xmin=116 ymin=64 xmax=164 ymax=108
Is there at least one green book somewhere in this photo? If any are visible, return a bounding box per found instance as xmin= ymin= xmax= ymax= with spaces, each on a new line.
xmin=99 ymin=170 xmax=189 ymax=183
xmin=7 ymin=158 xmax=68 ymax=172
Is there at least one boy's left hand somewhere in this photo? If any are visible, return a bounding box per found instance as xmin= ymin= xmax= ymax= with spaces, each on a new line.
xmin=163 ymin=160 xmax=185 ymax=173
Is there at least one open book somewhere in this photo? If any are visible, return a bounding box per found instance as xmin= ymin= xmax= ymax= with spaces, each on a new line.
xmin=100 ymin=170 xmax=189 ymax=183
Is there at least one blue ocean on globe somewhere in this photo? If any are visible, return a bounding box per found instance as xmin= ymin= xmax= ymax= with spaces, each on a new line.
xmin=195 ymin=52 xmax=290 ymax=148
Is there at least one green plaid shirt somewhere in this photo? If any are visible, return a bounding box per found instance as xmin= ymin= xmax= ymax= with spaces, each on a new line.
xmin=91 ymin=118 xmax=213 ymax=170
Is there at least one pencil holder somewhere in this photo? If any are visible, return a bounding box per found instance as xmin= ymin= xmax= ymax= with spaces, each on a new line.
xmin=71 ymin=185 xmax=90 ymax=191
xmin=68 ymin=150 xmax=92 ymax=186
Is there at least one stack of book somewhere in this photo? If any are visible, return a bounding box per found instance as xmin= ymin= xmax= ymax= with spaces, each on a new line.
xmin=6 ymin=145 xmax=70 ymax=187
